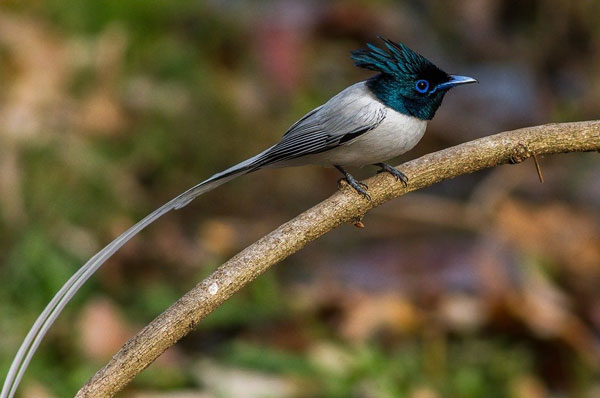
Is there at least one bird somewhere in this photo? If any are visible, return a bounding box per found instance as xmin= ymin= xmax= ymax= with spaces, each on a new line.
xmin=1 ymin=37 xmax=476 ymax=397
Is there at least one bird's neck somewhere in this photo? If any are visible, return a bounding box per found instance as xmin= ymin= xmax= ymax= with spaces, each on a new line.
xmin=366 ymin=74 xmax=441 ymax=121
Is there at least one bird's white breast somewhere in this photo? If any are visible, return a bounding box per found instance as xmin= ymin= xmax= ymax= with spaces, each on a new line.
xmin=329 ymin=105 xmax=427 ymax=166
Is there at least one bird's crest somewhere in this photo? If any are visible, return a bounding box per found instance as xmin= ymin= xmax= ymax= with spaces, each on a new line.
xmin=351 ymin=37 xmax=435 ymax=77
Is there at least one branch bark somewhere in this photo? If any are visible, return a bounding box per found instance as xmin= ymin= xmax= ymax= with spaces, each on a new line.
xmin=76 ymin=121 xmax=600 ymax=397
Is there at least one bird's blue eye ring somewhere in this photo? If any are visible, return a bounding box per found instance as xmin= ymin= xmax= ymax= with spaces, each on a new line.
xmin=415 ymin=79 xmax=429 ymax=93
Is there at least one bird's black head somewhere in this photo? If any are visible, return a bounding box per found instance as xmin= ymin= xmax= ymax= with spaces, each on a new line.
xmin=351 ymin=37 xmax=476 ymax=120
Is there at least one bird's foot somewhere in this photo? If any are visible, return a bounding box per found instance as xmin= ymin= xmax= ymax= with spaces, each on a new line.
xmin=337 ymin=178 xmax=368 ymax=190
xmin=375 ymin=163 xmax=408 ymax=187
xmin=335 ymin=165 xmax=371 ymax=200
xmin=338 ymin=177 xmax=371 ymax=200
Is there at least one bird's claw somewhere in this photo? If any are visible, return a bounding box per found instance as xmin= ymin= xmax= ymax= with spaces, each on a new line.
xmin=376 ymin=163 xmax=408 ymax=187
xmin=335 ymin=165 xmax=371 ymax=200
xmin=338 ymin=177 xmax=371 ymax=200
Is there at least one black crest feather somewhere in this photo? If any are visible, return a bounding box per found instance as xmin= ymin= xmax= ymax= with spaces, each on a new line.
xmin=351 ymin=37 xmax=434 ymax=77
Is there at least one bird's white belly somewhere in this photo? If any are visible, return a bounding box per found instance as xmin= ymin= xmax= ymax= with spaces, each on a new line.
xmin=305 ymin=111 xmax=427 ymax=167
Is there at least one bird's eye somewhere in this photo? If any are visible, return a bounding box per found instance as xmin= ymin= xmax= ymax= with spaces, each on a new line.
xmin=415 ymin=79 xmax=429 ymax=93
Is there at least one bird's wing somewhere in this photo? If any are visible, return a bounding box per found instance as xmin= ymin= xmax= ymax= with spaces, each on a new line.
xmin=255 ymin=83 xmax=387 ymax=166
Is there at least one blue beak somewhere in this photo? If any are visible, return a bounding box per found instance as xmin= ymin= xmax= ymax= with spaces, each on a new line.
xmin=436 ymin=75 xmax=478 ymax=91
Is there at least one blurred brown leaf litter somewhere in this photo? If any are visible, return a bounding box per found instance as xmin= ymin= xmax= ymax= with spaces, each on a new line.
xmin=0 ymin=1 xmax=600 ymax=397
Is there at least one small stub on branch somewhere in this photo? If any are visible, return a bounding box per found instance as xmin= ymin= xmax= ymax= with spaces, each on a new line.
xmin=508 ymin=143 xmax=545 ymax=183
xmin=352 ymin=216 xmax=365 ymax=228
xmin=509 ymin=142 xmax=531 ymax=164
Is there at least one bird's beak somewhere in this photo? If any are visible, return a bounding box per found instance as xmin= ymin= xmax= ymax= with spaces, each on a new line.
xmin=436 ymin=75 xmax=478 ymax=91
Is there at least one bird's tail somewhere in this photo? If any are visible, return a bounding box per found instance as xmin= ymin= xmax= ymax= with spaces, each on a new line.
xmin=1 ymin=147 xmax=272 ymax=398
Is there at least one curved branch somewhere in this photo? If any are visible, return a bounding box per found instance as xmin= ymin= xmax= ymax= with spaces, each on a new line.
xmin=75 ymin=121 xmax=600 ymax=397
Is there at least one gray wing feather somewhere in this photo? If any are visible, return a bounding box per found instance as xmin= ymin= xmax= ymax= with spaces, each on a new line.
xmin=254 ymin=88 xmax=386 ymax=166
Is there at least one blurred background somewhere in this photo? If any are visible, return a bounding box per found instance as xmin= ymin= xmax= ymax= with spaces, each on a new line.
xmin=1 ymin=1 xmax=599 ymax=397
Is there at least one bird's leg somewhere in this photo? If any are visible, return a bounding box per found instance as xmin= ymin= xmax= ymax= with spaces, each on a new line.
xmin=375 ymin=162 xmax=408 ymax=187
xmin=335 ymin=165 xmax=370 ymax=200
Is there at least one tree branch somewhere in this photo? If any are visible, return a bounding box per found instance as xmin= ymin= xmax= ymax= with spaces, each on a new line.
xmin=75 ymin=121 xmax=600 ymax=397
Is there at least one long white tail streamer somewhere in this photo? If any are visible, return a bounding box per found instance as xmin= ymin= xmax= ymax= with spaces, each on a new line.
xmin=1 ymin=168 xmax=247 ymax=398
